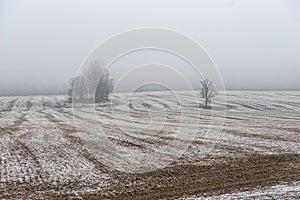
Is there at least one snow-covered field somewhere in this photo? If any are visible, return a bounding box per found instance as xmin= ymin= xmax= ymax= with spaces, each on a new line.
xmin=0 ymin=91 xmax=300 ymax=199
xmin=183 ymin=181 xmax=300 ymax=200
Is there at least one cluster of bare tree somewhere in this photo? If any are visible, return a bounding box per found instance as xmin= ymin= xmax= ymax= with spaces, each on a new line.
xmin=68 ymin=60 xmax=113 ymax=103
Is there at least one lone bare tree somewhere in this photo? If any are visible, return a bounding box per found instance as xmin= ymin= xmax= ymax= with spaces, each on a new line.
xmin=200 ymin=79 xmax=217 ymax=108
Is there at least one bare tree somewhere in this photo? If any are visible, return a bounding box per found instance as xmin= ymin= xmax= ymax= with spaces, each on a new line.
xmin=200 ymin=79 xmax=217 ymax=108
xmin=95 ymin=67 xmax=113 ymax=103
xmin=68 ymin=60 xmax=114 ymax=103
xmin=84 ymin=60 xmax=104 ymax=99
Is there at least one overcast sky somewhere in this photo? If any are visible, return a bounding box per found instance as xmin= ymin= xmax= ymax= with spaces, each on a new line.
xmin=1 ymin=0 xmax=300 ymax=95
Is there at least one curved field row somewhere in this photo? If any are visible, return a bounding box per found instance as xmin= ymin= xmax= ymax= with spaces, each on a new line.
xmin=0 ymin=91 xmax=300 ymax=199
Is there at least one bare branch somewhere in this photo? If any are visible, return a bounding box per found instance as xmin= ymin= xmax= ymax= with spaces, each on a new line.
xmin=200 ymin=79 xmax=217 ymax=108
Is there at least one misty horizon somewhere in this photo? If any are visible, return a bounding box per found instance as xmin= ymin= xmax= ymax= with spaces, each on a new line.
xmin=1 ymin=0 xmax=300 ymax=96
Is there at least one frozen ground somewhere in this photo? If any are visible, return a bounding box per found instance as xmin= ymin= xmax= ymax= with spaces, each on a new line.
xmin=0 ymin=91 xmax=300 ymax=199
xmin=183 ymin=181 xmax=300 ymax=200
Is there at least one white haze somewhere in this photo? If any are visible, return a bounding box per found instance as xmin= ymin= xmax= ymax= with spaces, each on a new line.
xmin=0 ymin=0 xmax=300 ymax=95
